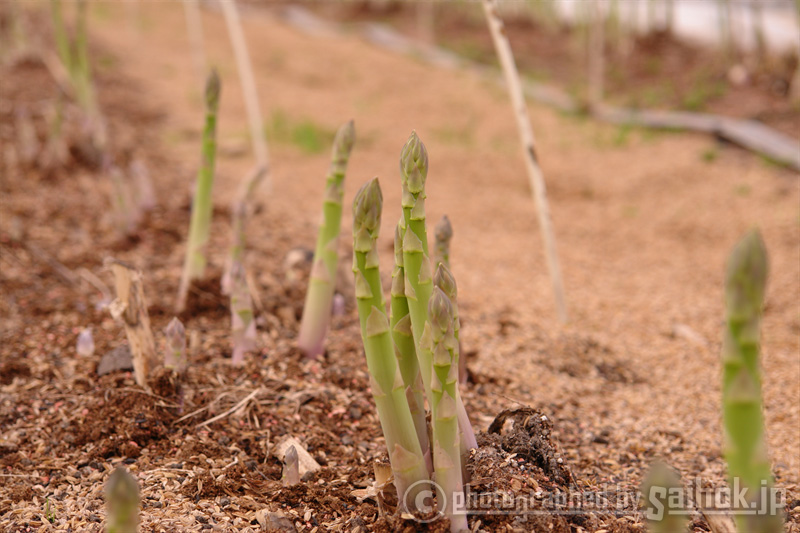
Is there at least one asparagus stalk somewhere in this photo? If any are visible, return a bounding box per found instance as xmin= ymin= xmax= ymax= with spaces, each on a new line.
xmin=433 ymin=214 xmax=452 ymax=269
xmin=390 ymin=217 xmax=430 ymax=469
xmin=297 ymin=120 xmax=355 ymax=359
xmin=163 ymin=317 xmax=186 ymax=371
xmin=222 ymin=164 xmax=267 ymax=295
xmin=352 ymin=178 xmax=429 ymax=508
xmin=282 ymin=445 xmax=300 ymax=487
xmin=422 ymin=287 xmax=467 ymax=532
xmin=229 ymin=259 xmax=256 ymax=366
xmin=105 ymin=467 xmax=139 ymax=533
xmin=433 ymin=263 xmax=477 ymax=450
xmin=399 ymin=132 xmax=476 ymax=452
xmin=50 ymin=0 xmax=73 ymax=78
xmin=722 ymin=229 xmax=782 ymax=533
xmin=177 ymin=69 xmax=221 ymax=313
xmin=640 ymin=461 xmax=687 ymax=533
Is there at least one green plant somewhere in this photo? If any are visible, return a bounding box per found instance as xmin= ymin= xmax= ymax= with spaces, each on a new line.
xmin=297 ymin=120 xmax=355 ymax=359
xmin=722 ymin=229 xmax=782 ymax=533
xmin=105 ymin=466 xmax=139 ymax=533
xmin=433 ymin=215 xmax=453 ymax=268
xmin=640 ymin=461 xmax=687 ymax=533
xmin=177 ymin=69 xmax=221 ymax=313
xmin=351 ymin=178 xmax=430 ymax=506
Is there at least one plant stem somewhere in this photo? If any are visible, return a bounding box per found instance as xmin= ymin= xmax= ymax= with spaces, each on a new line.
xmin=177 ymin=69 xmax=221 ymax=313
xmin=722 ymin=229 xmax=782 ymax=533
xmin=297 ymin=120 xmax=355 ymax=359
xmin=352 ymin=178 xmax=429 ymax=509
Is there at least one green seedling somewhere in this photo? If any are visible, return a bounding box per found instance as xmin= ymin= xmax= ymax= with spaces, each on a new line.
xmin=297 ymin=120 xmax=355 ymax=359
xmin=721 ymin=229 xmax=783 ymax=533
xmin=352 ymin=178 xmax=430 ymax=508
xmin=177 ymin=69 xmax=221 ymax=313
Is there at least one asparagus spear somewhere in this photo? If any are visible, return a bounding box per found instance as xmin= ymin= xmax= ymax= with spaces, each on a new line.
xmin=433 ymin=263 xmax=477 ymax=450
xmin=640 ymin=461 xmax=687 ymax=533
xmin=105 ymin=467 xmax=139 ymax=533
xmin=297 ymin=120 xmax=355 ymax=359
xmin=399 ymin=132 xmax=476 ymax=452
xmin=177 ymin=69 xmax=221 ymax=313
xmin=390 ymin=217 xmax=430 ymax=469
xmin=230 ymin=259 xmax=256 ymax=366
xmin=422 ymin=287 xmax=467 ymax=532
xmin=433 ymin=214 xmax=453 ymax=269
xmin=163 ymin=317 xmax=186 ymax=371
xmin=352 ymin=178 xmax=429 ymax=508
xmin=722 ymin=229 xmax=782 ymax=533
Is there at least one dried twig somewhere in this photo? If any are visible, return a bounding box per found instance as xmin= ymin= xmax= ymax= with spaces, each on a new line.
xmin=196 ymin=388 xmax=262 ymax=428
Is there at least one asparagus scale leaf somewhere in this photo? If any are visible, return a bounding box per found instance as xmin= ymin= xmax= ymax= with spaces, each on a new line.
xmin=297 ymin=120 xmax=355 ymax=359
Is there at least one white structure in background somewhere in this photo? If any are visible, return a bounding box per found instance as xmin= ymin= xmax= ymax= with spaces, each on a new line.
xmin=548 ymin=0 xmax=799 ymax=53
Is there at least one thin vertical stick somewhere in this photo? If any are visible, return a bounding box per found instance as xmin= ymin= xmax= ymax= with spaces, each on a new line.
xmin=183 ymin=0 xmax=207 ymax=87
xmin=480 ymin=0 xmax=568 ymax=323
xmin=588 ymin=0 xmax=604 ymax=109
xmin=220 ymin=0 xmax=270 ymax=183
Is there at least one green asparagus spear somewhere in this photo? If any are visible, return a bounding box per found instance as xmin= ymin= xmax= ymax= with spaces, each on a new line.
xmin=722 ymin=229 xmax=782 ymax=533
xmin=352 ymin=178 xmax=429 ymax=508
xmin=177 ymin=69 xmax=221 ymax=312
xmin=640 ymin=461 xmax=687 ymax=533
xmin=298 ymin=120 xmax=355 ymax=359
xmin=105 ymin=467 xmax=139 ymax=533
xmin=422 ymin=287 xmax=467 ymax=532
xmin=433 ymin=215 xmax=453 ymax=269
xmin=391 ymin=217 xmax=430 ymax=469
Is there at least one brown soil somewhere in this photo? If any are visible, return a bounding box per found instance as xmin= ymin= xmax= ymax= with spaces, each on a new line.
xmin=1 ymin=3 xmax=798 ymax=532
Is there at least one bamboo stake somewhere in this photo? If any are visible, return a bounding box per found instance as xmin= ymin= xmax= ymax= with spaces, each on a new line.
xmin=183 ymin=0 xmax=207 ymax=87
xmin=220 ymin=0 xmax=270 ymax=183
xmin=107 ymin=259 xmax=156 ymax=389
xmin=480 ymin=0 xmax=567 ymax=323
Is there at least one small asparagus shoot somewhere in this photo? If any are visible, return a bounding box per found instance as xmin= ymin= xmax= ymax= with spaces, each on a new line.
xmin=297 ymin=120 xmax=355 ymax=359
xmin=108 ymin=259 xmax=156 ymax=389
xmin=640 ymin=461 xmax=687 ymax=533
xmin=77 ymin=327 xmax=95 ymax=357
xmin=282 ymin=445 xmax=300 ymax=487
xmin=163 ymin=317 xmax=186 ymax=371
xmin=390 ymin=218 xmax=430 ymax=470
xmin=177 ymin=69 xmax=221 ymax=313
xmin=433 ymin=263 xmax=477 ymax=451
xmin=222 ymin=164 xmax=267 ymax=295
xmin=105 ymin=466 xmax=139 ymax=533
xmin=422 ymin=287 xmax=467 ymax=532
xmin=722 ymin=229 xmax=782 ymax=532
xmin=433 ymin=214 xmax=452 ymax=269
xmin=352 ymin=178 xmax=429 ymax=507
xmin=229 ymin=260 xmax=256 ymax=366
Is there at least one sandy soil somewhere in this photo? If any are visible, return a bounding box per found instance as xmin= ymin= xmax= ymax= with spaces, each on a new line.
xmin=1 ymin=3 xmax=798 ymax=532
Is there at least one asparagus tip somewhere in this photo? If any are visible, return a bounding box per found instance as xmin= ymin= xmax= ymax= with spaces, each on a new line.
xmin=399 ymin=131 xmax=428 ymax=194
xmin=428 ymin=286 xmax=453 ymax=333
xmin=353 ymin=178 xmax=382 ymax=233
xmin=205 ymin=68 xmax=221 ymax=112
xmin=433 ymin=262 xmax=457 ymax=301
xmin=435 ymin=214 xmax=452 ymax=242
xmin=725 ymin=228 xmax=767 ymax=318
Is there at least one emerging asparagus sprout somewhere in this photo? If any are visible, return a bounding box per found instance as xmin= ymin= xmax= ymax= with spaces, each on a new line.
xmin=281 ymin=445 xmax=300 ymax=487
xmin=229 ymin=260 xmax=256 ymax=366
xmin=422 ymin=287 xmax=467 ymax=532
xmin=107 ymin=259 xmax=156 ymax=389
xmin=640 ymin=461 xmax=687 ymax=533
xmin=105 ymin=466 xmax=139 ymax=533
xmin=297 ymin=120 xmax=355 ymax=359
xmin=77 ymin=327 xmax=95 ymax=357
xmin=390 ymin=217 xmax=430 ymax=471
xmin=177 ymin=69 xmax=221 ymax=313
xmin=163 ymin=317 xmax=186 ymax=371
xmin=721 ymin=229 xmax=782 ymax=532
xmin=222 ymin=165 xmax=267 ymax=296
xmin=433 ymin=214 xmax=452 ymax=269
xmin=352 ymin=178 xmax=429 ymax=507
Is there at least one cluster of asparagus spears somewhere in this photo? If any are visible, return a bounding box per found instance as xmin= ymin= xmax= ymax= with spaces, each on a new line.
xmin=350 ymin=133 xmax=474 ymax=531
